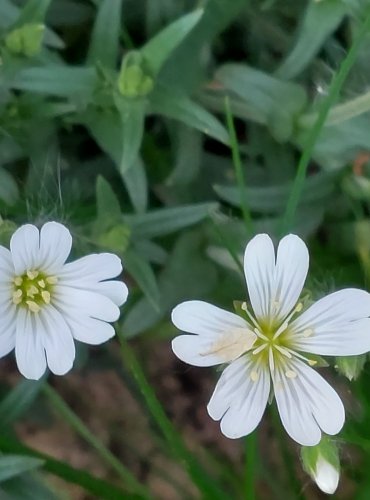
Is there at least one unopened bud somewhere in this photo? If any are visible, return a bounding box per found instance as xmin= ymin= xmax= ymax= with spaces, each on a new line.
xmin=301 ymin=437 xmax=340 ymax=495
xmin=117 ymin=51 xmax=154 ymax=98
xmin=5 ymin=23 xmax=44 ymax=57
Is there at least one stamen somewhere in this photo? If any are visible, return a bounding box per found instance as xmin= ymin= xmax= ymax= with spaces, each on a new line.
xmin=250 ymin=371 xmax=259 ymax=382
xmin=46 ymin=276 xmax=58 ymax=285
xmin=27 ymin=270 xmax=39 ymax=280
xmin=253 ymin=328 xmax=269 ymax=342
xmin=13 ymin=276 xmax=22 ymax=286
xmin=26 ymin=300 xmax=41 ymax=313
xmin=41 ymin=291 xmax=51 ymax=304
xmin=285 ymin=370 xmax=297 ymax=379
xmin=38 ymin=279 xmax=46 ymax=288
xmin=268 ymin=347 xmax=275 ymax=372
xmin=252 ymin=343 xmax=267 ymax=355
xmin=274 ymin=344 xmax=292 ymax=358
xmin=243 ymin=304 xmax=262 ymax=330
xmin=286 ymin=348 xmax=314 ymax=366
xmin=273 ymin=302 xmax=304 ymax=340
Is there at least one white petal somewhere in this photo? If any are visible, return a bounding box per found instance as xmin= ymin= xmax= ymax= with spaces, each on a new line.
xmin=54 ymin=285 xmax=120 ymax=322
xmin=0 ymin=246 xmax=14 ymax=281
xmin=244 ymin=234 xmax=275 ymax=320
xmin=274 ymin=234 xmax=309 ymax=319
xmin=10 ymin=224 xmax=40 ymax=274
xmin=64 ymin=313 xmax=116 ymax=345
xmin=273 ymin=359 xmax=344 ymax=446
xmin=291 ymin=289 xmax=370 ymax=356
xmin=15 ymin=308 xmax=46 ymax=380
xmin=39 ymin=306 xmax=75 ymax=376
xmin=59 ymin=253 xmax=122 ymax=282
xmin=314 ymin=455 xmax=339 ymax=494
xmin=70 ymin=280 xmax=128 ymax=307
xmin=38 ymin=222 xmax=72 ymax=273
xmin=0 ymin=302 xmax=16 ymax=357
xmin=172 ymin=301 xmax=256 ymax=366
xmin=207 ymin=356 xmax=270 ymax=438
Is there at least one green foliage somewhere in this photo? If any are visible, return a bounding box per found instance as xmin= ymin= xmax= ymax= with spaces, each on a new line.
xmin=2 ymin=0 xmax=370 ymax=498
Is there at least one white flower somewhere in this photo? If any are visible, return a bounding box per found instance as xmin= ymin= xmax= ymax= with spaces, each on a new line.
xmin=171 ymin=234 xmax=370 ymax=446
xmin=313 ymin=455 xmax=340 ymax=494
xmin=0 ymin=222 xmax=128 ymax=380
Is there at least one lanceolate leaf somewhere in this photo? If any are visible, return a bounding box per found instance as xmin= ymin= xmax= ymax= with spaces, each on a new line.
xmin=0 ymin=456 xmax=44 ymax=483
xmin=87 ymin=0 xmax=122 ymax=68
xmin=142 ymin=9 xmax=203 ymax=76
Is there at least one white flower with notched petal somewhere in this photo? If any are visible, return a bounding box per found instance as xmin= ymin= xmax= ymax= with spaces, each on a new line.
xmin=171 ymin=234 xmax=370 ymax=446
xmin=0 ymin=222 xmax=128 ymax=380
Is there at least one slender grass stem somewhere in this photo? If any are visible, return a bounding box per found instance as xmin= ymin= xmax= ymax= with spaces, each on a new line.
xmin=281 ymin=8 xmax=370 ymax=235
xmin=224 ymin=96 xmax=254 ymax=236
xmin=245 ymin=432 xmax=257 ymax=500
xmin=118 ymin=332 xmax=226 ymax=500
xmin=42 ymin=383 xmax=150 ymax=499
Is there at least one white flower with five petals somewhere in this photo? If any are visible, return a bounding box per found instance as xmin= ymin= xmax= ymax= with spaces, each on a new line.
xmin=171 ymin=234 xmax=370 ymax=446
xmin=0 ymin=222 xmax=128 ymax=380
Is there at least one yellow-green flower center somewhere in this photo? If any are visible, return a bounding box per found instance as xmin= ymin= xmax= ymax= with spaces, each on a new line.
xmin=242 ymin=301 xmax=316 ymax=381
xmin=12 ymin=270 xmax=57 ymax=313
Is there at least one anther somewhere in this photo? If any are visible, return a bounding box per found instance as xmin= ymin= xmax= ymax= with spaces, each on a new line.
xmin=12 ymin=290 xmax=22 ymax=305
xmin=38 ymin=279 xmax=46 ymax=288
xmin=27 ymin=270 xmax=39 ymax=280
xmin=295 ymin=302 xmax=303 ymax=313
xmin=26 ymin=301 xmax=41 ymax=313
xmin=241 ymin=302 xmax=248 ymax=311
xmin=285 ymin=370 xmax=297 ymax=379
xmin=13 ymin=276 xmax=22 ymax=286
xmin=41 ymin=291 xmax=51 ymax=304
xmin=46 ymin=276 xmax=58 ymax=285
xmin=250 ymin=371 xmax=259 ymax=382
xmin=308 ymin=359 xmax=317 ymax=366
xmin=252 ymin=344 xmax=267 ymax=355
xmin=26 ymin=285 xmax=39 ymax=297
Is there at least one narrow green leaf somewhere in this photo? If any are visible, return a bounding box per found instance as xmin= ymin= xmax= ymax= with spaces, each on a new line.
xmin=160 ymin=0 xmax=246 ymax=91
xmin=115 ymin=97 xmax=146 ymax=174
xmin=124 ymin=249 xmax=160 ymax=311
xmin=0 ymin=436 xmax=130 ymax=499
xmin=83 ymin=108 xmax=149 ymax=212
xmin=125 ymin=202 xmax=218 ymax=239
xmin=0 ymin=472 xmax=59 ymax=500
xmin=142 ymin=9 xmax=203 ymax=75
xmin=275 ymin=0 xmax=347 ymax=79
xmin=8 ymin=66 xmax=97 ymax=97
xmin=216 ymin=64 xmax=307 ymax=142
xmin=12 ymin=0 xmax=51 ymax=27
xmin=122 ymin=158 xmax=148 ymax=213
xmin=214 ymin=171 xmax=336 ymax=214
xmin=0 ymin=379 xmax=45 ymax=427
xmin=150 ymin=85 xmax=229 ymax=144
xmin=96 ymin=176 xmax=122 ymax=227
xmin=87 ymin=0 xmax=122 ymax=68
xmin=0 ymin=169 xmax=18 ymax=206
xmin=0 ymin=456 xmax=44 ymax=483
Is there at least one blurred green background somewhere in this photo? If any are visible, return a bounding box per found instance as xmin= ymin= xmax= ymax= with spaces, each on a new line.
xmin=2 ymin=0 xmax=370 ymax=498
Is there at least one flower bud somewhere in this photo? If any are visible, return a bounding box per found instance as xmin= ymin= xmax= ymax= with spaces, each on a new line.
xmin=301 ymin=437 xmax=340 ymax=495
xmin=117 ymin=51 xmax=154 ymax=98
xmin=5 ymin=23 xmax=44 ymax=57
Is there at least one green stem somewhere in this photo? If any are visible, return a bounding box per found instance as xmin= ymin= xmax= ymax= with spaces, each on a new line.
xmin=224 ymin=96 xmax=254 ymax=236
xmin=299 ymin=88 xmax=370 ymax=128
xmin=118 ymin=333 xmax=226 ymax=500
xmin=42 ymin=383 xmax=150 ymax=499
xmin=280 ymin=8 xmax=370 ymax=235
xmin=244 ymin=432 xmax=257 ymax=500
